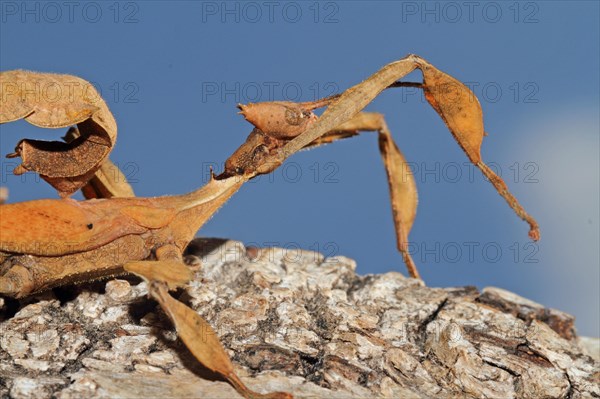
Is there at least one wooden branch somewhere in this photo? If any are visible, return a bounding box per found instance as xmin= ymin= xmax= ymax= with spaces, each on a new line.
xmin=0 ymin=238 xmax=597 ymax=398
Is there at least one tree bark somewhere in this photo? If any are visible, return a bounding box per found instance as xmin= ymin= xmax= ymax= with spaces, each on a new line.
xmin=1 ymin=238 xmax=598 ymax=398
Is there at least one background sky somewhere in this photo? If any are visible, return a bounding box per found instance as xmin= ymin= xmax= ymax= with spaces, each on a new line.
xmin=1 ymin=1 xmax=598 ymax=336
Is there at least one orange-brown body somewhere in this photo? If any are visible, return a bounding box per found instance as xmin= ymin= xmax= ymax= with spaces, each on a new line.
xmin=0 ymin=56 xmax=539 ymax=399
xmin=0 ymin=176 xmax=244 ymax=297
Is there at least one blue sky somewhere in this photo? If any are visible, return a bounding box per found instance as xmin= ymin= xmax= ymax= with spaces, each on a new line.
xmin=1 ymin=1 xmax=598 ymax=336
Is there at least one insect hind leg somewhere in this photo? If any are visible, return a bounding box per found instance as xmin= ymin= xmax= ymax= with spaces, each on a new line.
xmin=0 ymin=263 xmax=34 ymax=298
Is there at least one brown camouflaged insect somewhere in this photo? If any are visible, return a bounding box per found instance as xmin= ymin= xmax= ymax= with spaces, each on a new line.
xmin=0 ymin=55 xmax=539 ymax=399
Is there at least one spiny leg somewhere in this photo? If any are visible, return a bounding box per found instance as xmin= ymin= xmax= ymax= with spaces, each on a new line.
xmin=305 ymin=112 xmax=421 ymax=279
xmin=220 ymin=55 xmax=540 ymax=277
xmin=272 ymin=54 xmax=539 ymax=241
xmin=63 ymin=127 xmax=135 ymax=199
xmin=0 ymin=263 xmax=34 ymax=298
xmin=124 ymin=245 xmax=292 ymax=399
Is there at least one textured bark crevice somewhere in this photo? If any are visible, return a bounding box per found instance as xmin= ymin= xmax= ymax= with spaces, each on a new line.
xmin=0 ymin=238 xmax=598 ymax=399
xmin=417 ymin=296 xmax=449 ymax=351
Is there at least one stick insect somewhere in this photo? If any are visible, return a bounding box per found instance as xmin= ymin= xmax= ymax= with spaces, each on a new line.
xmin=0 ymin=55 xmax=539 ymax=398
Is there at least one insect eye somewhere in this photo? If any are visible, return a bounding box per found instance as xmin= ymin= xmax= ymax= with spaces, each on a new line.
xmin=285 ymin=108 xmax=301 ymax=126
xmin=252 ymin=145 xmax=269 ymax=159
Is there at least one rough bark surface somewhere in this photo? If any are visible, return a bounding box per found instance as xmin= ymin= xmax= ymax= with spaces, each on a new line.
xmin=0 ymin=238 xmax=598 ymax=398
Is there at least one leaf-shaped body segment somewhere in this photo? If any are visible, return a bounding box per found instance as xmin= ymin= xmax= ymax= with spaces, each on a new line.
xmin=0 ymin=70 xmax=117 ymax=197
xmin=0 ymin=198 xmax=175 ymax=256
xmin=419 ymin=61 xmax=484 ymax=163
